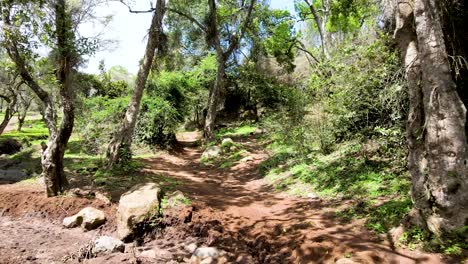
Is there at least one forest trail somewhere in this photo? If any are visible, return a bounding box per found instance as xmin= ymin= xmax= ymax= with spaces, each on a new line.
xmin=141 ymin=132 xmax=449 ymax=263
xmin=0 ymin=132 xmax=454 ymax=263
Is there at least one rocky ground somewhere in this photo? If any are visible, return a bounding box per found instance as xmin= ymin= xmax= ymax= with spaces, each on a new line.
xmin=0 ymin=132 xmax=458 ymax=263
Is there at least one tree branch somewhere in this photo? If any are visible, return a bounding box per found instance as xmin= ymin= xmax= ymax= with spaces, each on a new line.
xmin=119 ymin=0 xmax=155 ymax=13
xmin=223 ymin=0 xmax=256 ymax=59
xmin=165 ymin=7 xmax=206 ymax=32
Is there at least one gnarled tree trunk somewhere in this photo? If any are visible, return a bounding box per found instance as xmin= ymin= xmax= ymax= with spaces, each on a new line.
xmin=396 ymin=0 xmax=468 ymax=235
xmin=106 ymin=0 xmax=166 ymax=167
xmin=41 ymin=0 xmax=77 ymax=196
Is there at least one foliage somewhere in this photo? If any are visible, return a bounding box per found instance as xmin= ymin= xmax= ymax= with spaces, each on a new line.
xmin=134 ymin=96 xmax=179 ymax=147
xmin=75 ymin=96 xmax=129 ymax=155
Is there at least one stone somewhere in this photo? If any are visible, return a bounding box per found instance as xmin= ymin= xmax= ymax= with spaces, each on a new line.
xmin=201 ymin=146 xmax=221 ymax=160
xmin=79 ymin=207 xmax=106 ymax=230
xmin=117 ymin=182 xmax=161 ymax=241
xmin=306 ymin=193 xmax=318 ymax=199
xmin=62 ymin=207 xmax=106 ymax=230
xmin=92 ymin=236 xmax=124 ymax=255
xmin=220 ymin=138 xmax=234 ymax=150
xmin=184 ymin=243 xmax=198 ymax=253
xmin=62 ymin=215 xmax=80 ymax=228
xmin=193 ymin=247 xmax=220 ymax=259
xmin=166 ymin=190 xmax=189 ymax=208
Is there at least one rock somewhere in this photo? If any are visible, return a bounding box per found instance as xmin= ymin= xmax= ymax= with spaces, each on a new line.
xmin=92 ymin=236 xmax=124 ymax=255
xmin=166 ymin=190 xmax=189 ymax=208
xmin=62 ymin=207 xmax=106 ymax=230
xmin=63 ymin=214 xmax=81 ymax=228
xmin=193 ymin=247 xmax=220 ymax=259
xmin=220 ymin=138 xmax=234 ymax=150
xmin=117 ymin=182 xmax=161 ymax=241
xmin=201 ymin=146 xmax=221 ymax=160
xmin=95 ymin=191 xmax=112 ymax=205
xmin=185 ymin=243 xmax=198 ymax=253
xmin=306 ymin=193 xmax=318 ymax=199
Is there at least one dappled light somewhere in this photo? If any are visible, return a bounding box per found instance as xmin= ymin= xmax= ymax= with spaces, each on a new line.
xmin=0 ymin=0 xmax=467 ymax=262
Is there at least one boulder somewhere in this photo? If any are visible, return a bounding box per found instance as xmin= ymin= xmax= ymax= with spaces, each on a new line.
xmin=62 ymin=207 xmax=106 ymax=230
xmin=92 ymin=236 xmax=124 ymax=255
xmin=201 ymin=146 xmax=221 ymax=161
xmin=117 ymin=182 xmax=161 ymax=241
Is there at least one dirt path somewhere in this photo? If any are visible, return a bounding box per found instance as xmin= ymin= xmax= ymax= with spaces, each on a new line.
xmin=143 ymin=132 xmax=451 ymax=264
xmin=0 ymin=132 xmax=456 ymax=263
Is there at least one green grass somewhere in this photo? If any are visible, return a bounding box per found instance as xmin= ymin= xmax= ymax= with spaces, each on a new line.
xmin=261 ymin=135 xmax=413 ymax=237
xmin=1 ymin=119 xmax=49 ymax=145
xmin=216 ymin=124 xmax=257 ymax=138
xmin=261 ymin=140 xmax=410 ymax=199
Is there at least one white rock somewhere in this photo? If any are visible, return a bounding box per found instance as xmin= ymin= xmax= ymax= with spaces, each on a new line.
xmin=62 ymin=215 xmax=80 ymax=228
xmin=62 ymin=207 xmax=106 ymax=230
xmin=92 ymin=236 xmax=124 ymax=254
xmin=193 ymin=247 xmax=220 ymax=259
xmin=307 ymin=193 xmax=318 ymax=199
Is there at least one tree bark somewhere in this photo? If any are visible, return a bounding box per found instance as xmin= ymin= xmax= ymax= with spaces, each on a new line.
xmin=396 ymin=0 xmax=468 ymax=235
xmin=106 ymin=0 xmax=166 ymax=167
xmin=41 ymin=0 xmax=78 ymax=196
xmin=412 ymin=0 xmax=468 ymax=235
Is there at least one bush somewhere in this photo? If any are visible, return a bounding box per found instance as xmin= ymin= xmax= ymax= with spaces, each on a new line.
xmin=134 ymin=96 xmax=180 ymax=147
xmin=75 ymin=96 xmax=129 ymax=155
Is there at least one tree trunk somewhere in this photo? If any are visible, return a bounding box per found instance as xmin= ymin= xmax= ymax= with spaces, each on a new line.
xmin=410 ymin=0 xmax=468 ymax=235
xmin=42 ymin=0 xmax=78 ymax=196
xmin=0 ymin=96 xmax=16 ymax=135
xmin=304 ymin=0 xmax=329 ymax=59
xmin=396 ymin=0 xmax=468 ymax=235
xmin=106 ymin=0 xmax=166 ymax=168
xmin=17 ymin=95 xmax=33 ymax=132
xmin=203 ymin=0 xmax=255 ymax=139
xmin=204 ymin=53 xmax=225 ymax=139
